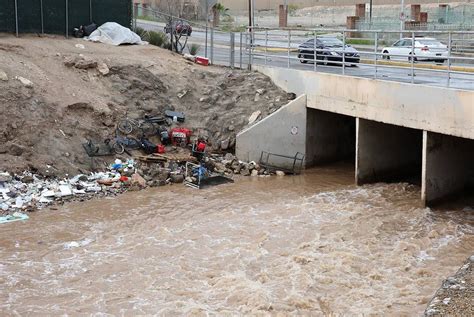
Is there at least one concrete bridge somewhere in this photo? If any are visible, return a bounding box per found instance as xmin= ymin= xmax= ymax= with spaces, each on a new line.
xmin=236 ymin=65 xmax=474 ymax=206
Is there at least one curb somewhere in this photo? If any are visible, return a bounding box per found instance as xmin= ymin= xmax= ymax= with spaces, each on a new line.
xmin=361 ymin=59 xmax=474 ymax=73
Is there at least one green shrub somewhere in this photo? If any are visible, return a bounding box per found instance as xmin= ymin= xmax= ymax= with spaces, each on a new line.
xmin=188 ymin=43 xmax=201 ymax=55
xmin=134 ymin=27 xmax=146 ymax=39
xmin=288 ymin=4 xmax=299 ymax=16
xmin=146 ymin=31 xmax=168 ymax=47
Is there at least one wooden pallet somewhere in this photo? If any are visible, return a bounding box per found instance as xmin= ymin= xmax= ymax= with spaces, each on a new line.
xmin=152 ymin=153 xmax=197 ymax=163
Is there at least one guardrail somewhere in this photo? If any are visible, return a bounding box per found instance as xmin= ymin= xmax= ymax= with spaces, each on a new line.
xmin=247 ymin=27 xmax=474 ymax=90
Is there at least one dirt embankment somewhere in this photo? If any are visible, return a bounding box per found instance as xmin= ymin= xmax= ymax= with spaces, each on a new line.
xmin=0 ymin=34 xmax=289 ymax=176
xmin=425 ymin=255 xmax=474 ymax=316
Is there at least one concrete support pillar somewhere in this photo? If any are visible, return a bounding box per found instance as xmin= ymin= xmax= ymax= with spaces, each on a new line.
xmin=356 ymin=118 xmax=422 ymax=185
xmin=422 ymin=131 xmax=474 ymax=206
xmin=355 ymin=4 xmax=366 ymax=18
xmin=306 ymin=109 xmax=355 ymax=166
xmin=279 ymin=5 xmax=288 ymax=28
xmin=411 ymin=4 xmax=421 ymax=21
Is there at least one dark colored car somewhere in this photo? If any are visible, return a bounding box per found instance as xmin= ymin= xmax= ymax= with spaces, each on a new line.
xmin=164 ymin=20 xmax=192 ymax=36
xmin=297 ymin=37 xmax=360 ymax=66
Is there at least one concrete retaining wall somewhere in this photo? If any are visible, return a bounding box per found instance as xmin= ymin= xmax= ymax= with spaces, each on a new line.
xmin=254 ymin=66 xmax=474 ymax=140
xmin=236 ymin=95 xmax=307 ymax=165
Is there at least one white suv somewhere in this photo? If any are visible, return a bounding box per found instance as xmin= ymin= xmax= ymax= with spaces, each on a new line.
xmin=382 ymin=37 xmax=448 ymax=63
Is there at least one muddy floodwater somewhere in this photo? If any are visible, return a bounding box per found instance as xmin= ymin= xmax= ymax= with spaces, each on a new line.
xmin=1 ymin=164 xmax=473 ymax=315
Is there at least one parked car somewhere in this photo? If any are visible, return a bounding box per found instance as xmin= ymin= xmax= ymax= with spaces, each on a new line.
xmin=164 ymin=20 xmax=192 ymax=36
xmin=382 ymin=37 xmax=448 ymax=62
xmin=297 ymin=37 xmax=360 ymax=66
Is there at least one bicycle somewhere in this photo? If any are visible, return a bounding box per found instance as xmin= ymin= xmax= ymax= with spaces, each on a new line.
xmin=117 ymin=113 xmax=167 ymax=135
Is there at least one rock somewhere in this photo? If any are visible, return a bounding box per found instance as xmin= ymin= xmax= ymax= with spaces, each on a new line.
xmin=16 ymin=76 xmax=33 ymax=88
xmin=75 ymin=59 xmax=97 ymax=69
xmin=0 ymin=69 xmax=8 ymax=81
xmin=248 ymin=110 xmax=261 ymax=125
xmin=131 ymin=173 xmax=147 ymax=188
xmin=8 ymin=143 xmax=25 ymax=156
xmin=256 ymin=88 xmax=266 ymax=95
xmin=64 ymin=57 xmax=77 ymax=67
xmin=97 ymin=62 xmax=109 ymax=76
xmin=170 ymin=174 xmax=184 ymax=183
xmin=224 ymin=153 xmax=235 ymax=161
xmin=75 ymin=43 xmax=85 ymax=49
xmin=470 ymin=255 xmax=474 ymax=262
xmin=220 ymin=138 xmax=230 ymax=150
xmin=0 ymin=172 xmax=12 ymax=183
xmin=276 ymin=171 xmax=285 ymax=176
xmin=228 ymin=125 xmax=235 ymax=132
xmin=251 ymin=170 xmax=259 ymax=177
xmin=287 ymin=92 xmax=297 ymax=100
xmin=22 ymin=175 xmax=34 ymax=183
xmin=241 ymin=167 xmax=251 ymax=176
xmin=254 ymin=93 xmax=261 ymax=102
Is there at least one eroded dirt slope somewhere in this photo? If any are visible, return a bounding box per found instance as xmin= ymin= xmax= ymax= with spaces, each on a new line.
xmin=0 ymin=34 xmax=289 ymax=176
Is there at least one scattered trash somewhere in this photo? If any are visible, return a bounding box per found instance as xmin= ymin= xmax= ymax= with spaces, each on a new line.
xmin=195 ymin=56 xmax=209 ymax=66
xmin=248 ymin=110 xmax=261 ymax=125
xmin=165 ymin=110 xmax=185 ymax=123
xmin=0 ymin=212 xmax=29 ymax=224
xmin=87 ymin=22 xmax=145 ymax=46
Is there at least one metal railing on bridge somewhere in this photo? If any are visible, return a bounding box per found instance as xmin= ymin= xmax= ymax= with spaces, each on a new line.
xmin=134 ymin=7 xmax=474 ymax=90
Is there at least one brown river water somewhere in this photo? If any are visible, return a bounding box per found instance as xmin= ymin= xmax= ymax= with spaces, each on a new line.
xmin=1 ymin=164 xmax=473 ymax=316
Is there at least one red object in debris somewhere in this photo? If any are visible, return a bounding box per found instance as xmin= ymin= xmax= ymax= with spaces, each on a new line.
xmin=195 ymin=56 xmax=209 ymax=66
xmin=196 ymin=141 xmax=206 ymax=153
xmin=170 ymin=128 xmax=192 ymax=147
xmin=157 ymin=144 xmax=166 ymax=154
xmin=119 ymin=176 xmax=129 ymax=182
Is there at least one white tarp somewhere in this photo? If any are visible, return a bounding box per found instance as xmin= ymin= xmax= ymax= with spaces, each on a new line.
xmin=88 ymin=22 xmax=145 ymax=46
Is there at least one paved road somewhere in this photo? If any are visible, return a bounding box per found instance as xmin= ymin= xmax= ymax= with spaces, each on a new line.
xmin=137 ymin=20 xmax=474 ymax=90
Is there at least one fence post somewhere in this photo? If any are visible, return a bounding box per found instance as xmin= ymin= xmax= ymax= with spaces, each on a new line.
xmin=342 ymin=30 xmax=346 ymax=75
xmin=287 ymin=29 xmax=291 ymax=68
xmin=410 ymin=31 xmax=415 ymax=83
xmin=239 ymin=32 xmax=243 ymax=69
xmin=210 ymin=27 xmax=214 ymax=65
xmin=447 ymin=32 xmax=452 ymax=87
xmin=89 ymin=0 xmax=92 ymax=23
xmin=14 ymin=0 xmax=18 ymax=37
xmin=374 ymin=31 xmax=378 ymax=79
xmin=265 ymin=29 xmax=268 ymax=65
xmin=313 ymin=31 xmax=317 ymax=72
xmin=40 ymin=0 xmax=44 ymax=34
xmin=230 ymin=32 xmax=235 ymax=69
xmin=65 ymin=0 xmax=69 ymax=38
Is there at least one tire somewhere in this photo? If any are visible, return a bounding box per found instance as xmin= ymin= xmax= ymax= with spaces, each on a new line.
xmin=408 ymin=54 xmax=417 ymax=62
xmin=140 ymin=122 xmax=156 ymax=136
xmin=112 ymin=142 xmax=125 ymax=155
xmin=118 ymin=120 xmax=133 ymax=134
xmin=382 ymin=50 xmax=390 ymax=60
xmin=299 ymin=54 xmax=308 ymax=64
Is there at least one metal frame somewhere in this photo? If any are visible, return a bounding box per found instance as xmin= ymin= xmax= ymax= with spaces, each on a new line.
xmin=259 ymin=151 xmax=305 ymax=175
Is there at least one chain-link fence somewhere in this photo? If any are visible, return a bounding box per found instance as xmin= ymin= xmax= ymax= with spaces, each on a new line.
xmin=0 ymin=0 xmax=132 ymax=36
xmin=133 ymin=5 xmax=250 ymax=69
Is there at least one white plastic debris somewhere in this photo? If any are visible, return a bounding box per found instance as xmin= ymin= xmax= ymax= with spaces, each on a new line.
xmin=59 ymin=185 xmax=73 ymax=197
